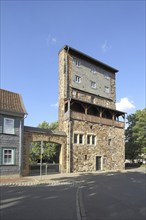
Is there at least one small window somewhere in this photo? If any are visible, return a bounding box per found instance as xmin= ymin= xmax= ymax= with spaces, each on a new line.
xmin=105 ymin=86 xmax=110 ymax=93
xmin=87 ymin=135 xmax=91 ymax=144
xmin=108 ymin=139 xmax=111 ymax=146
xmin=105 ymin=73 xmax=110 ymax=79
xmin=79 ymin=134 xmax=83 ymax=144
xmin=91 ymin=67 xmax=96 ymax=73
xmin=3 ymin=148 xmax=15 ymax=165
xmin=74 ymin=134 xmax=78 ymax=144
xmin=84 ymin=155 xmax=87 ymax=160
xmin=75 ymin=75 xmax=81 ymax=83
xmin=74 ymin=133 xmax=84 ymax=144
xmin=91 ymin=81 xmax=96 ymax=89
xmin=92 ymin=135 xmax=96 ymax=145
xmin=73 ymin=58 xmax=81 ymax=67
xmin=3 ymin=118 xmax=14 ymax=134
xmin=87 ymin=134 xmax=96 ymax=145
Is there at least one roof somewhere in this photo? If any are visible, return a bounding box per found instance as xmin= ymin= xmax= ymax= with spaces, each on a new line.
xmin=0 ymin=89 xmax=27 ymax=115
xmin=24 ymin=126 xmax=66 ymax=137
xmin=59 ymin=45 xmax=118 ymax=73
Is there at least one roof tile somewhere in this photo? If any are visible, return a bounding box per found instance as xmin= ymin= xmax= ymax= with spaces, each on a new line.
xmin=0 ymin=89 xmax=27 ymax=114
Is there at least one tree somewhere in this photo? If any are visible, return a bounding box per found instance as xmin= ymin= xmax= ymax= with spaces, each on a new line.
xmin=29 ymin=121 xmax=59 ymax=164
xmin=38 ymin=121 xmax=58 ymax=130
xmin=125 ymin=109 xmax=146 ymax=161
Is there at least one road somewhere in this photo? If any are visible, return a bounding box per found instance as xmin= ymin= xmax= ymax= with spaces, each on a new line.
xmin=0 ymin=170 xmax=146 ymax=220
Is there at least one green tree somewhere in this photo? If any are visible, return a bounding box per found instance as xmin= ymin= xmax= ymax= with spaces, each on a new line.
xmin=29 ymin=121 xmax=59 ymax=164
xmin=125 ymin=109 xmax=146 ymax=161
xmin=38 ymin=121 xmax=58 ymax=130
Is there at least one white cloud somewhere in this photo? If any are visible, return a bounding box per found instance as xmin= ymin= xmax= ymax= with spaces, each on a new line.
xmin=116 ymin=97 xmax=135 ymax=112
xmin=101 ymin=40 xmax=112 ymax=53
xmin=52 ymin=37 xmax=56 ymax=43
xmin=46 ymin=34 xmax=57 ymax=46
xmin=51 ymin=102 xmax=58 ymax=108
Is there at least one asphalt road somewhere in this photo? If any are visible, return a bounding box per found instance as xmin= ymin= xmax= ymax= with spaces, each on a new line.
xmin=0 ymin=170 xmax=146 ymax=220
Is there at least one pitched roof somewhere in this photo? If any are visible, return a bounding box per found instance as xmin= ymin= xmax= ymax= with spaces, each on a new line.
xmin=0 ymin=89 xmax=27 ymax=115
xmin=59 ymin=45 xmax=118 ymax=73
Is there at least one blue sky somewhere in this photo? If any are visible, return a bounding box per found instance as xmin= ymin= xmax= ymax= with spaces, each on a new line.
xmin=1 ymin=0 xmax=145 ymax=127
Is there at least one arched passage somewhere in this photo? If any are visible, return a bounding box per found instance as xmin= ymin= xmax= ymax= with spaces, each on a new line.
xmin=22 ymin=126 xmax=67 ymax=176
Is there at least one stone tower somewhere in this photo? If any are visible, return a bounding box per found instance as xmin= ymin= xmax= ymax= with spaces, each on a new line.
xmin=58 ymin=45 xmax=125 ymax=173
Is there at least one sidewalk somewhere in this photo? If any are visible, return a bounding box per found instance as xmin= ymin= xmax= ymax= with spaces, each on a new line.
xmin=0 ymin=166 xmax=145 ymax=186
xmin=0 ymin=172 xmax=83 ymax=186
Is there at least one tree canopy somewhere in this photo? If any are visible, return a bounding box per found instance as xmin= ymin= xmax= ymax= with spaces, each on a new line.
xmin=29 ymin=121 xmax=59 ymax=164
xmin=125 ymin=108 xmax=146 ymax=161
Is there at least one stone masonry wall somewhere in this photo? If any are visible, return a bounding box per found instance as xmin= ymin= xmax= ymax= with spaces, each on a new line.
xmin=71 ymin=120 xmax=125 ymax=172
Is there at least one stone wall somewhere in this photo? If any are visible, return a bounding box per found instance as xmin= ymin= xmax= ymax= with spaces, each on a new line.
xmin=71 ymin=120 xmax=125 ymax=172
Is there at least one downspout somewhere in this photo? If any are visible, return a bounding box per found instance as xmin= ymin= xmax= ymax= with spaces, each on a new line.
xmin=66 ymin=46 xmax=69 ymax=98
xmin=68 ymin=98 xmax=72 ymax=173
xmin=19 ymin=114 xmax=27 ymax=176
xmin=66 ymin=46 xmax=71 ymax=172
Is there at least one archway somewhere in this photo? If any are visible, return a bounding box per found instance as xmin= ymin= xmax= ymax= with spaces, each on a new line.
xmin=22 ymin=126 xmax=67 ymax=176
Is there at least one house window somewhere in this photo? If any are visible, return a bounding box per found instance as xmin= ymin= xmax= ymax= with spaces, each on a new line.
xmin=91 ymin=81 xmax=96 ymax=89
xmin=105 ymin=86 xmax=110 ymax=93
xmin=75 ymin=75 xmax=81 ymax=83
xmin=87 ymin=135 xmax=96 ymax=145
xmin=3 ymin=148 xmax=15 ymax=165
xmin=3 ymin=118 xmax=14 ymax=134
xmin=74 ymin=133 xmax=84 ymax=144
xmin=91 ymin=67 xmax=96 ymax=73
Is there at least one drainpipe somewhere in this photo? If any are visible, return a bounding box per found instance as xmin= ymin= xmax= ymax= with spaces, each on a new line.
xmin=65 ymin=46 xmax=72 ymax=172
xmin=68 ymin=98 xmax=72 ymax=173
xmin=66 ymin=46 xmax=69 ymax=98
xmin=19 ymin=114 xmax=27 ymax=176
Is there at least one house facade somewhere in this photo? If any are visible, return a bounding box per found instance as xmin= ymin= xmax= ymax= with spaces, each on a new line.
xmin=58 ymin=45 xmax=125 ymax=172
xmin=0 ymin=89 xmax=27 ymax=176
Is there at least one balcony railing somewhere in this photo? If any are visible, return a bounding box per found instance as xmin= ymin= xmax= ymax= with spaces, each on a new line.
xmin=70 ymin=111 xmax=125 ymax=128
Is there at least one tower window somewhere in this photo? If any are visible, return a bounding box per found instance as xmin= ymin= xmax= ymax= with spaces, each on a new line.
xmin=74 ymin=134 xmax=78 ymax=144
xmin=75 ymin=75 xmax=81 ymax=83
xmin=87 ymin=135 xmax=96 ymax=145
xmin=105 ymin=86 xmax=110 ymax=93
xmin=105 ymin=72 xmax=110 ymax=79
xmin=91 ymin=67 xmax=97 ymax=73
xmin=73 ymin=133 xmax=84 ymax=144
xmin=91 ymin=81 xmax=96 ymax=89
xmin=73 ymin=58 xmax=81 ymax=67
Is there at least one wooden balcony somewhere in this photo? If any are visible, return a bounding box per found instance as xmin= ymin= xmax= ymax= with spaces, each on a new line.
xmin=71 ymin=111 xmax=125 ymax=128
